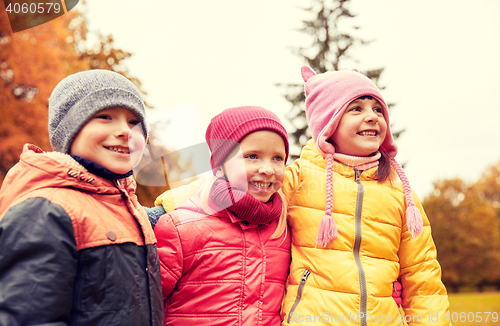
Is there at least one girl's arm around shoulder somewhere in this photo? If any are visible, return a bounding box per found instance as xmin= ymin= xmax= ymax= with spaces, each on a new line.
xmin=283 ymin=160 xmax=303 ymax=202
xmin=0 ymin=197 xmax=77 ymax=326
xmin=154 ymin=213 xmax=184 ymax=299
xmin=154 ymin=178 xmax=205 ymax=212
xmin=143 ymin=205 xmax=166 ymax=229
xmin=399 ymin=191 xmax=451 ymax=326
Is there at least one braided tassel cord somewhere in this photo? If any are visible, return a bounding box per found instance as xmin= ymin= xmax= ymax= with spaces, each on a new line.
xmin=391 ymin=158 xmax=423 ymax=239
xmin=316 ymin=154 xmax=338 ymax=247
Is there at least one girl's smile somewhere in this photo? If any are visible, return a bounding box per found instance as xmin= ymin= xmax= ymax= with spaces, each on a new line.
xmin=222 ymin=130 xmax=286 ymax=203
xmin=330 ymin=97 xmax=387 ymax=156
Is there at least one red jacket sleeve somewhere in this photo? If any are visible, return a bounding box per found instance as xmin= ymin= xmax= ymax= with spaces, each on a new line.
xmin=154 ymin=213 xmax=183 ymax=299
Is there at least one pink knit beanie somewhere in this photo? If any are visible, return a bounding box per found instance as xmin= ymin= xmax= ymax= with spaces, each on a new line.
xmin=206 ymin=106 xmax=289 ymax=173
xmin=301 ymin=66 xmax=423 ymax=246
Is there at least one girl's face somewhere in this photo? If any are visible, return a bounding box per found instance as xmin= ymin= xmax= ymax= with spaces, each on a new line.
xmin=330 ymin=97 xmax=387 ymax=156
xmin=70 ymin=107 xmax=146 ymax=174
xmin=222 ymin=130 xmax=286 ymax=203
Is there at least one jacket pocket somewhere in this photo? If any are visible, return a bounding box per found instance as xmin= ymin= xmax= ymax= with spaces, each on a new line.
xmin=287 ymin=269 xmax=311 ymax=323
xmin=74 ymin=244 xmax=146 ymax=313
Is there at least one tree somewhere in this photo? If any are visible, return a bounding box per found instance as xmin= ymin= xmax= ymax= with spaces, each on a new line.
xmin=474 ymin=160 xmax=500 ymax=214
xmin=471 ymin=160 xmax=500 ymax=290
xmin=1 ymin=3 xmax=85 ymax=183
xmin=276 ymin=0 xmax=401 ymax=158
xmin=134 ymin=119 xmax=198 ymax=207
xmin=423 ymin=177 xmax=500 ymax=292
xmin=0 ymin=1 xmax=162 ymax=205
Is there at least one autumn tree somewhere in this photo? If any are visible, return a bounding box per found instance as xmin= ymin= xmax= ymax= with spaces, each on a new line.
xmin=1 ymin=2 xmax=168 ymax=205
xmin=474 ymin=160 xmax=500 ymax=214
xmin=134 ymin=119 xmax=199 ymax=207
xmin=1 ymin=2 xmax=82 ymax=183
xmin=277 ymin=0 xmax=401 ymax=158
xmin=471 ymin=160 xmax=500 ymax=290
xmin=423 ymin=177 xmax=500 ymax=292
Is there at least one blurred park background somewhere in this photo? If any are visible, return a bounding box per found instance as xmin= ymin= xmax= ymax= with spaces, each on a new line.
xmin=1 ymin=0 xmax=500 ymax=313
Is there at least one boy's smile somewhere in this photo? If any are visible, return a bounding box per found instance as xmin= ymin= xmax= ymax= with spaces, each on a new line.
xmin=70 ymin=107 xmax=146 ymax=174
xmin=104 ymin=146 xmax=130 ymax=154
xmin=330 ymin=97 xmax=387 ymax=157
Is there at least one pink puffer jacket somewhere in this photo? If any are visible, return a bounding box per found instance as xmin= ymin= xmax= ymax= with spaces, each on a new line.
xmin=154 ymin=189 xmax=291 ymax=326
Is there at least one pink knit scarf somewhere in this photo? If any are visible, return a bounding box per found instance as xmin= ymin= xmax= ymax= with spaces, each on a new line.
xmin=209 ymin=178 xmax=282 ymax=225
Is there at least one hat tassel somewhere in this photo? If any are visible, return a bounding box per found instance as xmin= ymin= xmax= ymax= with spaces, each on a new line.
xmin=406 ymin=206 xmax=423 ymax=239
xmin=316 ymin=214 xmax=338 ymax=247
xmin=391 ymin=158 xmax=424 ymax=239
xmin=316 ymin=154 xmax=338 ymax=247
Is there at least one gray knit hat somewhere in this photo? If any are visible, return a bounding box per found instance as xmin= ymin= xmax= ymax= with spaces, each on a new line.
xmin=48 ymin=69 xmax=148 ymax=153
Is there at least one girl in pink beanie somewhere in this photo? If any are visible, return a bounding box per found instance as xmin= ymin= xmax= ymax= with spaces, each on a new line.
xmin=153 ymin=106 xmax=291 ymax=325
xmin=280 ymin=66 xmax=451 ymax=325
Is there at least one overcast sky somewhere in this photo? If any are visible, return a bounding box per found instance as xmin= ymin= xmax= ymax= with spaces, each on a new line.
xmin=81 ymin=0 xmax=500 ymax=198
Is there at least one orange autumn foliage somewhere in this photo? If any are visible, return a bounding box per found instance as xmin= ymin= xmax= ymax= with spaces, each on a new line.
xmin=0 ymin=2 xmax=146 ymax=185
xmin=1 ymin=6 xmax=83 ymax=182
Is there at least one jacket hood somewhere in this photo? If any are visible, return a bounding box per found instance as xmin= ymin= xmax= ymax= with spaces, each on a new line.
xmin=0 ymin=144 xmax=137 ymax=213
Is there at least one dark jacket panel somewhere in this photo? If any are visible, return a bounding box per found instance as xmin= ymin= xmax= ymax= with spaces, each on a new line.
xmin=0 ymin=144 xmax=163 ymax=326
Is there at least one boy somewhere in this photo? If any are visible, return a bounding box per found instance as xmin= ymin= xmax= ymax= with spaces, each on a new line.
xmin=0 ymin=70 xmax=163 ymax=326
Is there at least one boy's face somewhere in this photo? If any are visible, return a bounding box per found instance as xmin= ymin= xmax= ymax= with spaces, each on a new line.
xmin=70 ymin=107 xmax=146 ymax=174
xmin=222 ymin=130 xmax=286 ymax=203
xmin=330 ymin=97 xmax=387 ymax=156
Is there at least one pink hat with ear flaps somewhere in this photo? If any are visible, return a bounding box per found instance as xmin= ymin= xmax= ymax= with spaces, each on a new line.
xmin=301 ymin=66 xmax=423 ymax=247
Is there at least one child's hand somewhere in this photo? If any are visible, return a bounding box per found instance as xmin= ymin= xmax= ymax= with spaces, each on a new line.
xmin=392 ymin=279 xmax=403 ymax=306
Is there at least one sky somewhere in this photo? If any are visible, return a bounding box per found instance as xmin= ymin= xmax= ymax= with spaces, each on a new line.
xmin=79 ymin=0 xmax=500 ymax=198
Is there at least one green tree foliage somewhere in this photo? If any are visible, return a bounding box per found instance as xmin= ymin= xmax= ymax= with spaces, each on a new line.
xmin=423 ymin=173 xmax=500 ymax=293
xmin=277 ymin=0 xmax=401 ymax=158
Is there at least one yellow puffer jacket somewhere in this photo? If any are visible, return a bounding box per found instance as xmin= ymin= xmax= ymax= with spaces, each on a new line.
xmin=281 ymin=140 xmax=450 ymax=326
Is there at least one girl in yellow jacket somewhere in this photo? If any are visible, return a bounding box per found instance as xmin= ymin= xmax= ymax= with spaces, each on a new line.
xmin=280 ymin=66 xmax=451 ymax=326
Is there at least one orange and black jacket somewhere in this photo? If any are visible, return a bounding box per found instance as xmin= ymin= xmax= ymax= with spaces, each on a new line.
xmin=0 ymin=144 xmax=163 ymax=326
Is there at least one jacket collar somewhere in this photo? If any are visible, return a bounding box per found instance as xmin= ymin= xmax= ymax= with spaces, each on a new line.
xmin=174 ymin=184 xmax=259 ymax=229
xmin=300 ymin=140 xmax=379 ymax=181
xmin=18 ymin=144 xmax=136 ymax=194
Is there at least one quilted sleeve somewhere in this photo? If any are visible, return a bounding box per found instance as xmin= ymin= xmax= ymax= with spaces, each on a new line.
xmin=398 ymin=191 xmax=451 ymax=326
xmin=154 ymin=178 xmax=205 ymax=212
xmin=283 ymin=160 xmax=302 ymax=202
xmin=0 ymin=198 xmax=77 ymax=326
xmin=154 ymin=213 xmax=184 ymax=299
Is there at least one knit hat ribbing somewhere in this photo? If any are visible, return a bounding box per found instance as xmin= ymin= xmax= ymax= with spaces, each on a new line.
xmin=206 ymin=106 xmax=289 ymax=173
xmin=301 ymin=66 xmax=423 ymax=246
xmin=48 ymin=69 xmax=148 ymax=153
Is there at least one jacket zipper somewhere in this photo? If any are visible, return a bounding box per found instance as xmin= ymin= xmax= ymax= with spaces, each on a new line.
xmin=287 ymin=269 xmax=311 ymax=323
xmin=354 ymin=169 xmax=367 ymax=326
